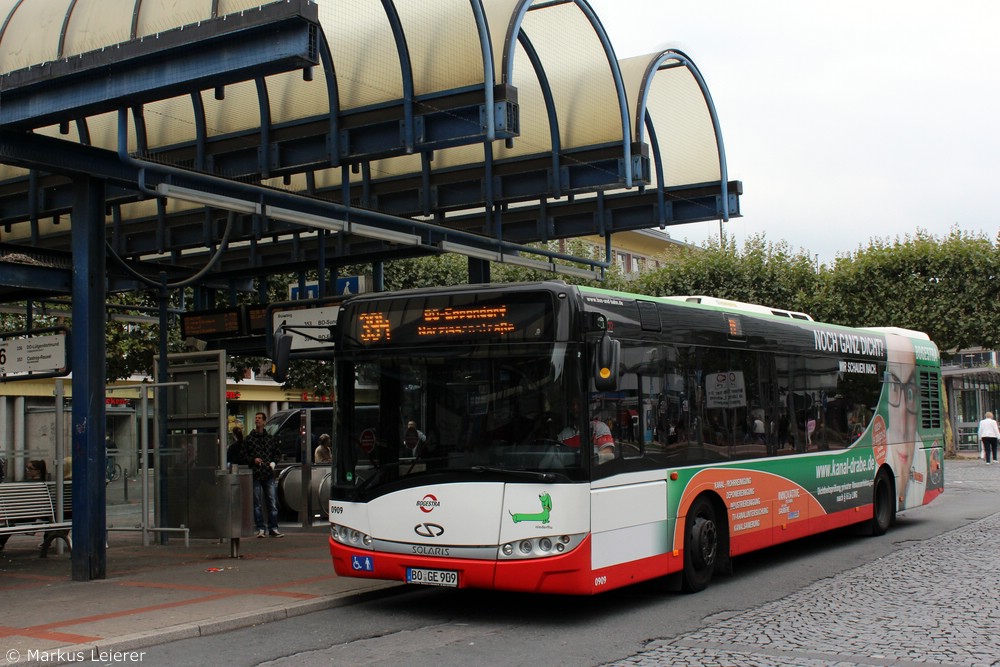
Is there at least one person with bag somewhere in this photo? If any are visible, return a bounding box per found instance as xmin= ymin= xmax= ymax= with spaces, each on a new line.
xmin=226 ymin=425 xmax=248 ymax=468
xmin=978 ymin=411 xmax=1000 ymax=465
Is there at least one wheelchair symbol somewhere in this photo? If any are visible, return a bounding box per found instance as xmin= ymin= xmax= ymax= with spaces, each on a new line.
xmin=351 ymin=555 xmax=374 ymax=572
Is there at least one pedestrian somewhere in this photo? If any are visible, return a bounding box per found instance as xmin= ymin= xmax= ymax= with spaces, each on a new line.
xmin=978 ymin=411 xmax=1000 ymax=465
xmin=226 ymin=425 xmax=247 ymax=468
xmin=25 ymin=459 xmax=47 ymax=481
xmin=314 ymin=433 xmax=333 ymax=464
xmin=245 ymin=411 xmax=283 ymax=537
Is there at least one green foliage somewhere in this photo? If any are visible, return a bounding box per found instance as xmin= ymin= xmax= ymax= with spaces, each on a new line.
xmin=631 ymin=233 xmax=821 ymax=314
xmin=630 ymin=228 xmax=998 ymax=354
xmin=817 ymin=228 xmax=999 ymax=351
xmin=381 ymin=254 xmax=470 ymax=290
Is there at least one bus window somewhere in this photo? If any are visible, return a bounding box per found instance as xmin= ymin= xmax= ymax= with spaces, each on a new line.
xmin=779 ymin=355 xmax=881 ymax=453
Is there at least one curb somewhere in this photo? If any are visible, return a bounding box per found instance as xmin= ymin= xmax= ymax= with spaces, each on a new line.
xmin=14 ymin=582 xmax=409 ymax=667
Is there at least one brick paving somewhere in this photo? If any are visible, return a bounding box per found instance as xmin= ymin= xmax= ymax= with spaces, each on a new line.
xmin=605 ymin=459 xmax=1000 ymax=667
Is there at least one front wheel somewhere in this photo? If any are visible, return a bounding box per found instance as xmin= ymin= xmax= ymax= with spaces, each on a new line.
xmin=681 ymin=495 xmax=719 ymax=593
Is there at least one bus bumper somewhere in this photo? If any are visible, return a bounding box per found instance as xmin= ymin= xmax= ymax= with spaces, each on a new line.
xmin=328 ymin=535 xmax=600 ymax=594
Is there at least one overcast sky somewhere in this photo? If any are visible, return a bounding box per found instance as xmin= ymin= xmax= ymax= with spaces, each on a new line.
xmin=586 ymin=0 xmax=999 ymax=263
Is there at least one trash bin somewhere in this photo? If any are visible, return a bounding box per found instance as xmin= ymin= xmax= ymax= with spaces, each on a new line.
xmin=214 ymin=468 xmax=253 ymax=556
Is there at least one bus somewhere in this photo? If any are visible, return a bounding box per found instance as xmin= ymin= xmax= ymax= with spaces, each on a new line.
xmin=319 ymin=281 xmax=944 ymax=594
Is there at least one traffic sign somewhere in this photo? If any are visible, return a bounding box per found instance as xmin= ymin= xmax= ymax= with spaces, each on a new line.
xmin=360 ymin=428 xmax=376 ymax=453
xmin=288 ymin=275 xmax=367 ymax=300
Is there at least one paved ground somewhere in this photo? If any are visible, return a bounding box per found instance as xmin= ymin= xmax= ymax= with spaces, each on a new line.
xmin=0 ymin=516 xmax=402 ymax=667
xmin=604 ymin=458 xmax=1000 ymax=667
xmin=0 ymin=458 xmax=996 ymax=667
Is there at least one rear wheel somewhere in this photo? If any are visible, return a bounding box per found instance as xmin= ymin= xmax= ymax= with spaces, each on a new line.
xmin=869 ymin=469 xmax=895 ymax=536
xmin=681 ymin=495 xmax=719 ymax=593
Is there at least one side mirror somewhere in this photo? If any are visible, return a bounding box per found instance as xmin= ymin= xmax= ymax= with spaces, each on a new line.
xmin=272 ymin=332 xmax=293 ymax=384
xmin=593 ymin=333 xmax=620 ymax=391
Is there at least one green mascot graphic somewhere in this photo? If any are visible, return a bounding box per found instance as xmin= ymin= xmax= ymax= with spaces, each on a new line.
xmin=510 ymin=493 xmax=552 ymax=524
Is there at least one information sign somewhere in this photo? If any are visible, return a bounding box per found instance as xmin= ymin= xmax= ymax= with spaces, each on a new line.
xmin=0 ymin=328 xmax=70 ymax=380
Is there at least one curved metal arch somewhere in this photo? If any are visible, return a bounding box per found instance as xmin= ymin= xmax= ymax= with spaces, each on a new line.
xmin=380 ymin=0 xmax=415 ymax=154
xmin=0 ymin=0 xmax=25 ymax=45
xmin=643 ymin=112 xmax=666 ymax=227
xmin=131 ymin=104 xmax=149 ymax=156
xmin=316 ymin=35 xmax=341 ymax=167
xmin=129 ymin=0 xmax=140 ymax=40
xmin=339 ymin=1 xmax=502 ymax=217
xmin=56 ymin=0 xmax=79 ymax=60
xmin=189 ymin=91 xmax=208 ymax=171
xmin=441 ymin=0 xmax=499 ymax=213
xmin=254 ymin=76 xmax=273 ymax=178
xmin=636 ymin=49 xmax=730 ymax=222
xmin=468 ymin=0 xmax=496 ymax=142
xmin=74 ymin=118 xmax=91 ymax=146
xmin=517 ymin=30 xmax=561 ymax=197
xmin=500 ymin=0 xmax=633 ymax=186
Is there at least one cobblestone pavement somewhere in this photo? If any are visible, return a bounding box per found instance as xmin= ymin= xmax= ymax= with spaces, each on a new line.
xmin=604 ymin=460 xmax=1000 ymax=667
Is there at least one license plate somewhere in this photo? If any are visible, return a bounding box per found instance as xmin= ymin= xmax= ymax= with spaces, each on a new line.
xmin=406 ymin=567 xmax=458 ymax=587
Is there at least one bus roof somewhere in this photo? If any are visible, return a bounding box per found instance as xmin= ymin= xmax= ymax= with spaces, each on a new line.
xmin=661 ymin=295 xmax=814 ymax=321
xmin=858 ymin=326 xmax=931 ymax=341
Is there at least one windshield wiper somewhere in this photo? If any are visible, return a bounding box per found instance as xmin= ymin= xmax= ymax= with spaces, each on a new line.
xmin=470 ymin=466 xmax=560 ymax=483
xmin=354 ymin=456 xmax=449 ymax=494
xmin=355 ymin=461 xmax=562 ymax=494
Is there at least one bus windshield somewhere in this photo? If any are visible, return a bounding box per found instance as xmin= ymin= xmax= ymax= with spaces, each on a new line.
xmin=335 ymin=342 xmax=586 ymax=495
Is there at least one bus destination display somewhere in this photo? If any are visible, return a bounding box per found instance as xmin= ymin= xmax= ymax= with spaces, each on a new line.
xmin=354 ymin=297 xmax=551 ymax=345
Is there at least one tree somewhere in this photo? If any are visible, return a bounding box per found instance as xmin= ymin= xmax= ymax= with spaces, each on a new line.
xmin=632 ymin=234 xmax=821 ymax=313
xmin=815 ymin=228 xmax=1000 ymax=352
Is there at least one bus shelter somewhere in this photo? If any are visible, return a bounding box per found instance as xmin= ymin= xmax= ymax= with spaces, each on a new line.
xmin=0 ymin=0 xmax=741 ymax=579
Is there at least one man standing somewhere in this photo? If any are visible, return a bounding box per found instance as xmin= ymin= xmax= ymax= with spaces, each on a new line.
xmin=245 ymin=411 xmax=283 ymax=537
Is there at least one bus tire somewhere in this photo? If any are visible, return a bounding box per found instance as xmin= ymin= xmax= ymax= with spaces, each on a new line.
xmin=681 ymin=495 xmax=719 ymax=593
xmin=869 ymin=468 xmax=895 ymax=536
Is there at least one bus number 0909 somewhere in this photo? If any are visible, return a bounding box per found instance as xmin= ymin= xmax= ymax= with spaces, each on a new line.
xmin=594 ymin=575 xmax=607 ymax=586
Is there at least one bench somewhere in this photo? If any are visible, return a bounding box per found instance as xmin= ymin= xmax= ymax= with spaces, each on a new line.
xmin=0 ymin=482 xmax=72 ymax=557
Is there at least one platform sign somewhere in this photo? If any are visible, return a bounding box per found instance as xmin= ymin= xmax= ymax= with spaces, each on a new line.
xmin=0 ymin=328 xmax=70 ymax=381
xmin=267 ymin=297 xmax=344 ymax=354
xmin=288 ymin=275 xmax=367 ymax=300
xmin=336 ymin=275 xmax=366 ymax=295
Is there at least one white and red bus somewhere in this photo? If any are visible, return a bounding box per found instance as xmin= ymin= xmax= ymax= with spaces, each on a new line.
xmin=320 ymin=282 xmax=944 ymax=594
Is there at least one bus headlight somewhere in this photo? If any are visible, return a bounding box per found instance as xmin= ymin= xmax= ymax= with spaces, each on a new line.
xmin=498 ymin=533 xmax=585 ymax=560
xmin=330 ymin=523 xmax=373 ymax=550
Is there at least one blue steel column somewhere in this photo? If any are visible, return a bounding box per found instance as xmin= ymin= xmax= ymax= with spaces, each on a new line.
xmin=70 ymin=175 xmax=108 ymax=581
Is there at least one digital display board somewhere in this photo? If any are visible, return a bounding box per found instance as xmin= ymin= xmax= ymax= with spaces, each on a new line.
xmin=244 ymin=304 xmax=269 ymax=336
xmin=180 ymin=308 xmax=242 ymax=340
xmin=349 ymin=293 xmax=553 ymax=347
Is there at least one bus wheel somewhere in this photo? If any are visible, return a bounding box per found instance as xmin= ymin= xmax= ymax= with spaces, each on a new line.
xmin=682 ymin=495 xmax=718 ymax=593
xmin=869 ymin=469 xmax=895 ymax=536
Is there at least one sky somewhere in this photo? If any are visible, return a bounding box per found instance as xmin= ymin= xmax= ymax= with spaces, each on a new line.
xmin=586 ymin=0 xmax=1000 ymax=264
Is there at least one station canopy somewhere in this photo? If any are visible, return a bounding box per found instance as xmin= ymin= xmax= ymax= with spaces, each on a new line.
xmin=0 ymin=0 xmax=741 ymax=301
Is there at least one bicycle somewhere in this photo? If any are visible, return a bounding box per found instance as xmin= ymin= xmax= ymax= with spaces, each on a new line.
xmin=106 ymin=456 xmax=122 ymax=484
